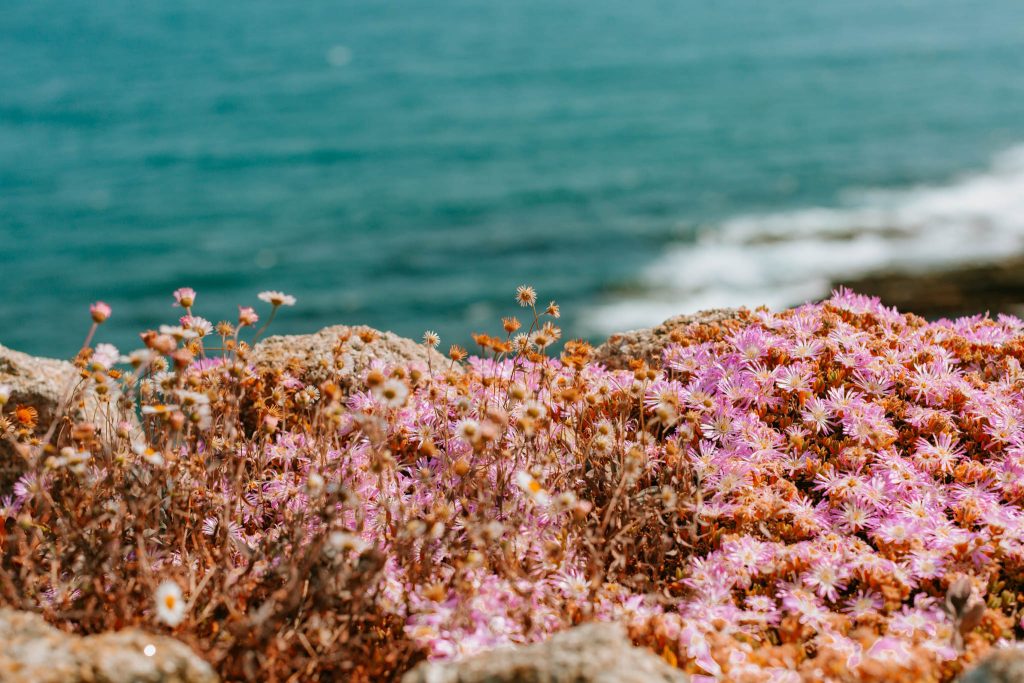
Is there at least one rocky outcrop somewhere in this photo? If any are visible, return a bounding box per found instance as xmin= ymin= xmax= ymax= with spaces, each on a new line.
xmin=401 ymin=622 xmax=689 ymax=683
xmin=959 ymin=646 xmax=1024 ymax=683
xmin=593 ymin=309 xmax=746 ymax=370
xmin=0 ymin=609 xmax=218 ymax=683
xmin=253 ymin=324 xmax=456 ymax=390
xmin=1 ymin=343 xmax=83 ymax=430
xmin=838 ymin=257 xmax=1024 ymax=321
xmin=0 ymin=344 xmax=124 ymax=486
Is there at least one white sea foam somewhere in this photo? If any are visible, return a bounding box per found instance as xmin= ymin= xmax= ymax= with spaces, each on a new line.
xmin=584 ymin=145 xmax=1024 ymax=335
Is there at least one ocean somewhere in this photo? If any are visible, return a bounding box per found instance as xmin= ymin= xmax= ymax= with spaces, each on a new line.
xmin=3 ymin=0 xmax=1024 ymax=358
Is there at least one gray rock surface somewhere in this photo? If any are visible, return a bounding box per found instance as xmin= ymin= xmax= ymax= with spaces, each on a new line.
xmin=593 ymin=309 xmax=745 ymax=370
xmin=401 ymin=622 xmax=689 ymax=683
xmin=960 ymin=646 xmax=1024 ymax=683
xmin=253 ymin=324 xmax=456 ymax=390
xmin=0 ymin=609 xmax=218 ymax=683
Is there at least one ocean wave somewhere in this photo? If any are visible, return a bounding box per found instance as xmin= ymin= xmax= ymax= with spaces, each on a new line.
xmin=583 ymin=144 xmax=1024 ymax=334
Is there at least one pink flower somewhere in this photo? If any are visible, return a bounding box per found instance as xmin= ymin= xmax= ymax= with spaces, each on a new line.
xmin=180 ymin=315 xmax=213 ymax=337
xmin=888 ymin=604 xmax=944 ymax=638
xmin=679 ymin=624 xmax=722 ymax=676
xmin=173 ymin=287 xmax=197 ymax=308
xmin=873 ymin=517 xmax=919 ymax=546
xmin=728 ymin=327 xmax=772 ymax=364
xmin=844 ymin=590 xmax=883 ymax=620
xmin=913 ymin=433 xmax=964 ymax=475
xmin=238 ymin=306 xmax=259 ymax=327
xmin=801 ymin=397 xmax=834 ymax=434
xmin=779 ymin=584 xmax=830 ymax=631
xmin=835 ymin=499 xmax=877 ymax=532
xmin=775 ymin=363 xmax=813 ymax=395
xmin=865 ymin=636 xmax=912 ymax=665
xmin=803 ymin=561 xmax=847 ymax=602
xmin=89 ymin=301 xmax=111 ymax=323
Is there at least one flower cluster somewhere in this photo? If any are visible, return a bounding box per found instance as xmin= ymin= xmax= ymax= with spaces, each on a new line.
xmin=2 ymin=286 xmax=1024 ymax=682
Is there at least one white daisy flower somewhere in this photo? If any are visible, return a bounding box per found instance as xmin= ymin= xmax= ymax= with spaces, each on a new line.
xmin=373 ymin=378 xmax=409 ymax=408
xmin=257 ymin=290 xmax=297 ymax=307
xmin=91 ymin=343 xmax=120 ymax=370
xmin=154 ymin=580 xmax=186 ymax=627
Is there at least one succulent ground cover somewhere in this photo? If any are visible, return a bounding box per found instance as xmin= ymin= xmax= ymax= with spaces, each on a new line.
xmin=2 ymin=287 xmax=1024 ymax=681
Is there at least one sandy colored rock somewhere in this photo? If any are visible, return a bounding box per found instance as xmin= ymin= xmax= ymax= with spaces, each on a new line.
xmin=401 ymin=622 xmax=689 ymax=683
xmin=593 ymin=309 xmax=746 ymax=370
xmin=0 ymin=344 xmax=85 ymax=436
xmin=959 ymin=646 xmax=1024 ymax=683
xmin=0 ymin=343 xmax=125 ymax=488
xmin=0 ymin=609 xmax=218 ymax=683
xmin=253 ymin=324 xmax=456 ymax=391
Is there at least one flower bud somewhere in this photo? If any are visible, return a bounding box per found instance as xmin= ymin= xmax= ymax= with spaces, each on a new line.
xmin=90 ymin=301 xmax=112 ymax=324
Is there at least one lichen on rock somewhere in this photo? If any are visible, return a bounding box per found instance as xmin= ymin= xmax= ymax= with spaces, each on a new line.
xmin=401 ymin=622 xmax=689 ymax=683
xmin=592 ymin=308 xmax=747 ymax=369
xmin=959 ymin=645 xmax=1024 ymax=683
xmin=253 ymin=324 xmax=456 ymax=391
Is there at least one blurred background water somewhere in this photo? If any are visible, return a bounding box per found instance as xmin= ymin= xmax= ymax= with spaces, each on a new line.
xmin=3 ymin=0 xmax=1024 ymax=357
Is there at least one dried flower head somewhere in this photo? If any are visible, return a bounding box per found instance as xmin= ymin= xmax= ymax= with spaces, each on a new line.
xmin=515 ymin=285 xmax=537 ymax=307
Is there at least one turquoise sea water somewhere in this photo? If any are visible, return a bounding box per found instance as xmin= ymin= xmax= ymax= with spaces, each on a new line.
xmin=3 ymin=1 xmax=1024 ymax=357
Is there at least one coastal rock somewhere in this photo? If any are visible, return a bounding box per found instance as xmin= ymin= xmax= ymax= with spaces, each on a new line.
xmin=838 ymin=257 xmax=1024 ymax=321
xmin=401 ymin=622 xmax=689 ymax=683
xmin=253 ymin=324 xmax=456 ymax=390
xmin=959 ymin=646 xmax=1024 ymax=683
xmin=593 ymin=309 xmax=746 ymax=370
xmin=0 ymin=609 xmax=218 ymax=683
xmin=0 ymin=344 xmax=124 ymax=487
